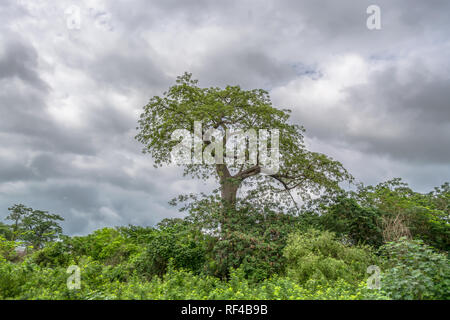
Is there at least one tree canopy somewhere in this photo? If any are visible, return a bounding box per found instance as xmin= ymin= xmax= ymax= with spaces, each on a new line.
xmin=136 ymin=73 xmax=352 ymax=211
xmin=5 ymin=204 xmax=64 ymax=249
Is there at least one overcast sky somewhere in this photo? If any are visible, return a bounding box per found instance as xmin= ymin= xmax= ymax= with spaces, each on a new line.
xmin=0 ymin=0 xmax=449 ymax=235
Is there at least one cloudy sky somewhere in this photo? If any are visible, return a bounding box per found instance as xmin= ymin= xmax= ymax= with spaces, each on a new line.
xmin=0 ymin=0 xmax=449 ymax=235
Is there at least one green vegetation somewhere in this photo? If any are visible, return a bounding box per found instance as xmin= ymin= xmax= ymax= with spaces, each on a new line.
xmin=284 ymin=229 xmax=377 ymax=285
xmin=5 ymin=204 xmax=64 ymax=249
xmin=0 ymin=179 xmax=448 ymax=300
xmin=380 ymin=238 xmax=449 ymax=300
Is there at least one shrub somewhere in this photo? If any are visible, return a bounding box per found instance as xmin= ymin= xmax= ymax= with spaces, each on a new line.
xmin=0 ymin=261 xmax=31 ymax=298
xmin=200 ymin=207 xmax=300 ymax=282
xmin=69 ymin=228 xmax=139 ymax=265
xmin=0 ymin=222 xmax=13 ymax=240
xmin=31 ymin=241 xmax=72 ymax=267
xmin=321 ymin=197 xmax=384 ymax=247
xmin=380 ymin=238 xmax=450 ymax=300
xmin=283 ymin=229 xmax=377 ymax=285
xmin=0 ymin=236 xmax=19 ymax=262
xmin=132 ymin=223 xmax=208 ymax=279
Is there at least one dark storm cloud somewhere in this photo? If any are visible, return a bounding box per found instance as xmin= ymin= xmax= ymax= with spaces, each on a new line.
xmin=0 ymin=40 xmax=49 ymax=91
xmin=7 ymin=180 xmax=173 ymax=235
xmin=89 ymin=50 xmax=169 ymax=92
xmin=293 ymin=62 xmax=450 ymax=165
xmin=0 ymin=78 xmax=97 ymax=156
xmin=106 ymin=0 xmax=238 ymax=30
xmin=196 ymin=49 xmax=297 ymax=89
xmin=0 ymin=0 xmax=449 ymax=234
xmin=345 ymin=65 xmax=450 ymax=161
xmin=0 ymin=35 xmax=98 ymax=155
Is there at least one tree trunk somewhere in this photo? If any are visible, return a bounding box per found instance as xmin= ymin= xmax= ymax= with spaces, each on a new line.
xmin=221 ymin=178 xmax=239 ymax=209
xmin=216 ymin=164 xmax=240 ymax=213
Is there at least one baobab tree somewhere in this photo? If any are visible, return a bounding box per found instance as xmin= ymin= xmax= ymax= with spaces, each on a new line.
xmin=136 ymin=73 xmax=352 ymax=213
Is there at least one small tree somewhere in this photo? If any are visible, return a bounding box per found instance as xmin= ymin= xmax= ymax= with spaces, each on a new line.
xmin=0 ymin=222 xmax=13 ymax=241
xmin=5 ymin=204 xmax=64 ymax=249
xmin=321 ymin=197 xmax=384 ymax=247
xmin=6 ymin=204 xmax=32 ymax=241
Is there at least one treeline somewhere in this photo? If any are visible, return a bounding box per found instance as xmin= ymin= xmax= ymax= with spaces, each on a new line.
xmin=0 ymin=179 xmax=448 ymax=300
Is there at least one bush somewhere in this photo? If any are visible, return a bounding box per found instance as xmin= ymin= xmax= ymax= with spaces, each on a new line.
xmin=200 ymin=207 xmax=300 ymax=282
xmin=0 ymin=261 xmax=32 ymax=298
xmin=0 ymin=222 xmax=13 ymax=240
xmin=321 ymin=197 xmax=384 ymax=247
xmin=31 ymin=241 xmax=72 ymax=267
xmin=356 ymin=179 xmax=450 ymax=251
xmin=283 ymin=229 xmax=377 ymax=285
xmin=0 ymin=236 xmax=19 ymax=262
xmin=380 ymin=238 xmax=450 ymax=300
xmin=69 ymin=228 xmax=140 ymax=265
xmin=132 ymin=223 xmax=208 ymax=279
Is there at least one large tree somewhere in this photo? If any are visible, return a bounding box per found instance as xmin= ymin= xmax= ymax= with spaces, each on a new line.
xmin=136 ymin=73 xmax=352 ymax=212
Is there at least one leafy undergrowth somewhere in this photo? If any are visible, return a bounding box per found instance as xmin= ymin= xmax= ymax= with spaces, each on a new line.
xmin=0 ymin=260 xmax=388 ymax=300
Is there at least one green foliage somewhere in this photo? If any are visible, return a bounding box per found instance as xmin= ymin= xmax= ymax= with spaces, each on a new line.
xmin=0 ymin=222 xmax=13 ymax=241
xmin=283 ymin=229 xmax=377 ymax=285
xmin=356 ymin=179 xmax=449 ymax=250
xmin=132 ymin=222 xmax=208 ymax=279
xmin=306 ymin=179 xmax=449 ymax=250
xmin=0 ymin=260 xmax=31 ymax=298
xmin=6 ymin=204 xmax=32 ymax=241
xmin=380 ymin=238 xmax=450 ymax=300
xmin=0 ymin=257 xmax=122 ymax=300
xmin=2 ymin=224 xmax=447 ymax=301
xmin=321 ymin=197 xmax=384 ymax=247
xmin=180 ymin=195 xmax=305 ymax=282
xmin=69 ymin=228 xmax=140 ymax=265
xmin=206 ymin=207 xmax=300 ymax=282
xmin=5 ymin=204 xmax=64 ymax=249
xmin=30 ymin=241 xmax=72 ymax=268
xmin=0 ymin=182 xmax=448 ymax=301
xmin=0 ymin=259 xmax=387 ymax=300
xmin=0 ymin=236 xmax=19 ymax=263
